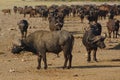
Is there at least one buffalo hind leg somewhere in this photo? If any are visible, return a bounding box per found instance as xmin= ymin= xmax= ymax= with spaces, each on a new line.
xmin=63 ymin=54 xmax=68 ymax=69
xmin=67 ymin=54 xmax=72 ymax=69
xmin=113 ymin=31 xmax=115 ymax=38
xmin=63 ymin=45 xmax=72 ymax=69
xmin=37 ymin=53 xmax=42 ymax=69
xmin=115 ymin=31 xmax=118 ymax=38
xmin=42 ymin=53 xmax=47 ymax=69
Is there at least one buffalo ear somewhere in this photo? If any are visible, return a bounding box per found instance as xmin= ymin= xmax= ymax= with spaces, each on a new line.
xmin=92 ymin=36 xmax=101 ymax=43
xmin=92 ymin=34 xmax=107 ymax=43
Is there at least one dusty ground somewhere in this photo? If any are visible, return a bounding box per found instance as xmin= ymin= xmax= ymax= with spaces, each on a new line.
xmin=0 ymin=1 xmax=120 ymax=80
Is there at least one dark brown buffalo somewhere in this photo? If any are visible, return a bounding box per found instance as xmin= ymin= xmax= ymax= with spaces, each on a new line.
xmin=48 ymin=7 xmax=64 ymax=31
xmin=23 ymin=6 xmax=35 ymax=17
xmin=82 ymin=23 xmax=106 ymax=62
xmin=17 ymin=19 xmax=29 ymax=39
xmin=48 ymin=15 xmax=64 ymax=31
xmin=13 ymin=6 xmax=18 ymax=14
xmin=98 ymin=4 xmax=110 ymax=20
xmin=35 ymin=5 xmax=48 ymax=19
xmin=11 ymin=30 xmax=74 ymax=69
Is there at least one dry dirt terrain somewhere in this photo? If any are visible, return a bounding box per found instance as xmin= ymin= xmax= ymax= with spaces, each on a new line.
xmin=0 ymin=0 xmax=120 ymax=80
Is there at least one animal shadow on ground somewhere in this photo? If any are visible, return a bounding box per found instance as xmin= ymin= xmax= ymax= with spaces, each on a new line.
xmin=111 ymin=59 xmax=120 ymax=62
xmin=108 ymin=43 xmax=120 ymax=50
xmin=53 ymin=65 xmax=120 ymax=69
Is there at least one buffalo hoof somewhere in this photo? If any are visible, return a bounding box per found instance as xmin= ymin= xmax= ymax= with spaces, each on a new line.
xmin=37 ymin=66 xmax=41 ymax=70
xmin=44 ymin=66 xmax=47 ymax=69
xmin=87 ymin=59 xmax=91 ymax=62
xmin=63 ymin=66 xmax=66 ymax=69
xmin=95 ymin=60 xmax=98 ymax=62
xmin=67 ymin=66 xmax=71 ymax=69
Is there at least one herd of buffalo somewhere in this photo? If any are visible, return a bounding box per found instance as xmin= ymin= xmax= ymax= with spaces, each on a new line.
xmin=2 ymin=3 xmax=120 ymax=69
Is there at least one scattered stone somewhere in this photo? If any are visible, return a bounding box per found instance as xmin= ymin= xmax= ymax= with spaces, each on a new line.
xmin=9 ymin=68 xmax=15 ymax=73
xmin=7 ymin=59 xmax=11 ymax=62
xmin=21 ymin=59 xmax=26 ymax=62
xmin=10 ymin=28 xmax=15 ymax=30
xmin=73 ymin=74 xmax=79 ymax=77
xmin=48 ymin=64 xmax=52 ymax=66
xmin=77 ymin=50 xmax=81 ymax=53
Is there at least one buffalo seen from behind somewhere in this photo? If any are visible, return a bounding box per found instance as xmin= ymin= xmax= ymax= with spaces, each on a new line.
xmin=82 ymin=23 xmax=106 ymax=62
xmin=11 ymin=30 xmax=74 ymax=69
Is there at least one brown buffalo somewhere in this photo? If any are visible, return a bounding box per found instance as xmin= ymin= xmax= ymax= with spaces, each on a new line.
xmin=2 ymin=9 xmax=11 ymax=15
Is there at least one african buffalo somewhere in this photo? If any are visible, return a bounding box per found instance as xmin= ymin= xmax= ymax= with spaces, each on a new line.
xmin=13 ymin=6 xmax=18 ymax=14
xmin=82 ymin=23 xmax=106 ymax=62
xmin=106 ymin=19 xmax=120 ymax=38
xmin=48 ymin=14 xmax=64 ymax=31
xmin=17 ymin=19 xmax=29 ymax=39
xmin=11 ymin=30 xmax=74 ymax=69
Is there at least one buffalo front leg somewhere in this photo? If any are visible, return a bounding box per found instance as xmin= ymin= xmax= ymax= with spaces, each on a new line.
xmin=87 ymin=49 xmax=91 ymax=62
xmin=20 ymin=30 xmax=24 ymax=39
xmin=108 ymin=31 xmax=111 ymax=38
xmin=93 ymin=49 xmax=98 ymax=62
xmin=24 ymin=31 xmax=27 ymax=38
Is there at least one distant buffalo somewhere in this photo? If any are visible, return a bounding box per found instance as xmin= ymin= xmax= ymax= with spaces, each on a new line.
xmin=11 ymin=30 xmax=74 ymax=69
xmin=106 ymin=19 xmax=120 ymax=38
xmin=48 ymin=16 xmax=64 ymax=31
xmin=17 ymin=19 xmax=29 ymax=39
xmin=13 ymin=6 xmax=18 ymax=14
xmin=2 ymin=9 xmax=11 ymax=15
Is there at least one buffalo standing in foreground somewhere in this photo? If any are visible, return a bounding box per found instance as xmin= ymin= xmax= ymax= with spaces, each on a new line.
xmin=82 ymin=23 xmax=106 ymax=62
xmin=11 ymin=30 xmax=74 ymax=69
xmin=17 ymin=19 xmax=29 ymax=39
